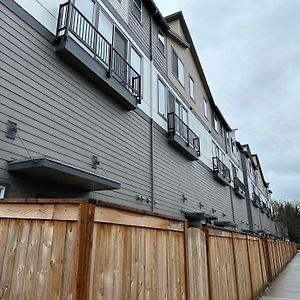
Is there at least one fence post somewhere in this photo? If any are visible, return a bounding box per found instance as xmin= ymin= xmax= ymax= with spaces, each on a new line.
xmin=231 ymin=232 xmax=240 ymax=300
xmin=246 ymin=235 xmax=254 ymax=299
xmin=76 ymin=202 xmax=95 ymax=300
xmin=184 ymin=221 xmax=191 ymax=300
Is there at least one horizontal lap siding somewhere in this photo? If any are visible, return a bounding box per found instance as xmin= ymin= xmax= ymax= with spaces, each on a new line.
xmin=0 ymin=5 xmax=152 ymax=209
xmin=153 ymin=129 xmax=234 ymax=220
xmin=232 ymin=194 xmax=250 ymax=230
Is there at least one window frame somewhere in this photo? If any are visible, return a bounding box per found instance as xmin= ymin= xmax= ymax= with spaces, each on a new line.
xmin=172 ymin=49 xmax=185 ymax=87
xmin=213 ymin=114 xmax=219 ymax=133
xmin=203 ymin=98 xmax=208 ymax=118
xmin=189 ymin=76 xmax=195 ymax=101
xmin=0 ymin=185 xmax=5 ymax=199
xmin=132 ymin=0 xmax=142 ymax=22
xmin=157 ymin=28 xmax=166 ymax=54
xmin=158 ymin=78 xmax=167 ymax=119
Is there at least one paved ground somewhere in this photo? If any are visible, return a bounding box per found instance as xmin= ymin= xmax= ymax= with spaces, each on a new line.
xmin=260 ymin=253 xmax=300 ymax=300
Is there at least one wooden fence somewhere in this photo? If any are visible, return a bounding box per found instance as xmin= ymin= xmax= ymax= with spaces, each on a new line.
xmin=0 ymin=199 xmax=297 ymax=300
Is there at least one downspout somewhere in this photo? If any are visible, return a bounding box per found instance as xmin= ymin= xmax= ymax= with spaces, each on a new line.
xmin=241 ymin=153 xmax=254 ymax=231
xmin=229 ymin=183 xmax=235 ymax=224
xmin=150 ymin=12 xmax=156 ymax=211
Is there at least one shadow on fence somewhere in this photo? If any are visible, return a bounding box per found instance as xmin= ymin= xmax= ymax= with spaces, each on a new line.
xmin=0 ymin=199 xmax=297 ymax=300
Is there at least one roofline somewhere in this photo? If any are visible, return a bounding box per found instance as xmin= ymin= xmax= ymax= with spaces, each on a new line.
xmin=252 ymin=154 xmax=269 ymax=187
xmin=144 ymin=0 xmax=169 ymax=31
xmin=164 ymin=11 xmax=232 ymax=131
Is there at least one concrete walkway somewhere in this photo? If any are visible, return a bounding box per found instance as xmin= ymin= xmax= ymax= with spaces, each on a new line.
xmin=261 ymin=253 xmax=300 ymax=300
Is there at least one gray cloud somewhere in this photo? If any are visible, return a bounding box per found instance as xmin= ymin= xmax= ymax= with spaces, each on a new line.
xmin=155 ymin=0 xmax=300 ymax=201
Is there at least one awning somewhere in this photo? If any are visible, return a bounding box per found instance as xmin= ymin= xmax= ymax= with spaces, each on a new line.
xmin=8 ymin=158 xmax=121 ymax=192
xmin=184 ymin=211 xmax=218 ymax=222
xmin=214 ymin=221 xmax=237 ymax=228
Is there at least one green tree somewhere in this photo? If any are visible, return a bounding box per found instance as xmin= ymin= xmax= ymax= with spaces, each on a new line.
xmin=272 ymin=200 xmax=300 ymax=243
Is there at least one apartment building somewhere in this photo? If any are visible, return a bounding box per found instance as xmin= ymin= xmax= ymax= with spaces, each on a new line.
xmin=0 ymin=0 xmax=277 ymax=235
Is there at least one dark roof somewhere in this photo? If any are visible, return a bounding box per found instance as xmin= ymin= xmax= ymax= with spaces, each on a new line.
xmin=164 ymin=11 xmax=232 ymax=131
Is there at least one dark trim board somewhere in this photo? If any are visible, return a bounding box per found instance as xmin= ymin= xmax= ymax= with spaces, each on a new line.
xmin=8 ymin=158 xmax=121 ymax=191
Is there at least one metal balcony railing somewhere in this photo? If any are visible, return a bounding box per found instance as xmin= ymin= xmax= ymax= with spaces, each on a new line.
xmin=252 ymin=192 xmax=261 ymax=207
xmin=233 ymin=177 xmax=245 ymax=193
xmin=167 ymin=113 xmax=200 ymax=154
xmin=212 ymin=157 xmax=231 ymax=181
xmin=56 ymin=1 xmax=141 ymax=102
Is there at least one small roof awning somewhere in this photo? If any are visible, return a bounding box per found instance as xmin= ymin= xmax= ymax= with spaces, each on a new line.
xmin=184 ymin=211 xmax=218 ymax=222
xmin=214 ymin=221 xmax=237 ymax=228
xmin=8 ymin=158 xmax=121 ymax=192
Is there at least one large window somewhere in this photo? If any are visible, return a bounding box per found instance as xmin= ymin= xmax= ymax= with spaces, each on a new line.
xmin=132 ymin=0 xmax=142 ymax=21
xmin=158 ymin=29 xmax=166 ymax=53
xmin=158 ymin=79 xmax=167 ymax=117
xmin=98 ymin=9 xmax=113 ymax=43
xmin=130 ymin=47 xmax=142 ymax=74
xmin=172 ymin=50 xmax=184 ymax=86
xmin=75 ymin=0 xmax=95 ymax=23
xmin=189 ymin=76 xmax=195 ymax=100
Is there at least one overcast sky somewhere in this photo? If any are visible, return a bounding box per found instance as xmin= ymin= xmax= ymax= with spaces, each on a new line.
xmin=155 ymin=0 xmax=300 ymax=201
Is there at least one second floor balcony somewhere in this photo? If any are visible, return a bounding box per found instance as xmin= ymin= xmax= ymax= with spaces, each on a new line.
xmin=55 ymin=1 xmax=141 ymax=110
xmin=252 ymin=192 xmax=261 ymax=208
xmin=167 ymin=113 xmax=200 ymax=161
xmin=212 ymin=157 xmax=231 ymax=186
xmin=233 ymin=177 xmax=246 ymax=199
xmin=260 ymin=201 xmax=268 ymax=214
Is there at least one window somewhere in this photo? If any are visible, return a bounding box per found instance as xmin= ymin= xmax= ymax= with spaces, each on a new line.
xmin=158 ymin=79 xmax=166 ymax=117
xmin=0 ymin=186 xmax=5 ymax=199
xmin=132 ymin=0 xmax=142 ymax=21
xmin=158 ymin=29 xmax=165 ymax=53
xmin=220 ymin=123 xmax=224 ymax=137
xmin=204 ymin=98 xmax=208 ymax=118
xmin=130 ymin=47 xmax=142 ymax=75
xmin=98 ymin=9 xmax=113 ymax=43
xmin=230 ymin=162 xmax=238 ymax=179
xmin=231 ymin=138 xmax=236 ymax=155
xmin=213 ymin=114 xmax=219 ymax=133
xmin=75 ymin=0 xmax=95 ymax=23
xmin=172 ymin=50 xmax=184 ymax=86
xmin=189 ymin=77 xmax=195 ymax=100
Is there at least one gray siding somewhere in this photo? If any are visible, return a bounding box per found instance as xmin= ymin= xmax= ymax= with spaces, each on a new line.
xmin=0 ymin=4 xmax=152 ymax=210
xmin=128 ymin=0 xmax=151 ymax=58
xmin=153 ymin=128 xmax=234 ymax=221
xmin=108 ymin=0 xmax=129 ymax=23
xmin=232 ymin=193 xmax=250 ymax=231
xmin=151 ymin=22 xmax=168 ymax=75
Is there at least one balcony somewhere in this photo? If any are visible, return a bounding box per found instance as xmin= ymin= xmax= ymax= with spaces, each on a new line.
xmin=267 ymin=208 xmax=272 ymax=218
xmin=260 ymin=201 xmax=268 ymax=214
xmin=233 ymin=177 xmax=246 ymax=199
xmin=55 ymin=1 xmax=141 ymax=110
xmin=251 ymin=193 xmax=261 ymax=208
xmin=212 ymin=157 xmax=231 ymax=186
xmin=167 ymin=113 xmax=200 ymax=161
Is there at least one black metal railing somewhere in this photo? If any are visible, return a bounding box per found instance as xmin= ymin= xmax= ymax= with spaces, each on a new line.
xmin=56 ymin=1 xmax=141 ymax=102
xmin=167 ymin=113 xmax=200 ymax=154
xmin=110 ymin=48 xmax=141 ymax=100
xmin=212 ymin=157 xmax=231 ymax=181
xmin=233 ymin=177 xmax=245 ymax=193
xmin=252 ymin=192 xmax=261 ymax=207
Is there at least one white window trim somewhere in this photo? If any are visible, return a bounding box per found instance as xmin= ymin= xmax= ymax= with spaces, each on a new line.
xmin=172 ymin=49 xmax=185 ymax=87
xmin=0 ymin=186 xmax=5 ymax=199
xmin=158 ymin=29 xmax=166 ymax=54
xmin=204 ymin=98 xmax=208 ymax=118
xmin=158 ymin=78 xmax=167 ymax=119
xmin=189 ymin=76 xmax=195 ymax=101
